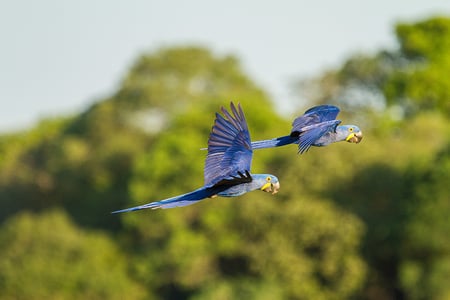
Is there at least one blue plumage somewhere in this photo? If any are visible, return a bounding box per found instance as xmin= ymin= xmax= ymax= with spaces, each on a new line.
xmin=251 ymin=105 xmax=363 ymax=154
xmin=112 ymin=102 xmax=280 ymax=213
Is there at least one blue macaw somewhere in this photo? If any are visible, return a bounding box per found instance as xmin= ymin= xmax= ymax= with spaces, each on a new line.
xmin=112 ymin=102 xmax=280 ymax=212
xmin=251 ymin=105 xmax=363 ymax=154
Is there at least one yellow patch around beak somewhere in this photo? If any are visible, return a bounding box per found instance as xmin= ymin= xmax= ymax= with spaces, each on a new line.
xmin=346 ymin=132 xmax=363 ymax=143
xmin=261 ymin=182 xmax=271 ymax=191
xmin=261 ymin=182 xmax=280 ymax=194
xmin=346 ymin=133 xmax=356 ymax=142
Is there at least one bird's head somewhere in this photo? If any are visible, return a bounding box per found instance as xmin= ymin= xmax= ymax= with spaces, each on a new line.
xmin=257 ymin=174 xmax=280 ymax=194
xmin=338 ymin=125 xmax=363 ymax=144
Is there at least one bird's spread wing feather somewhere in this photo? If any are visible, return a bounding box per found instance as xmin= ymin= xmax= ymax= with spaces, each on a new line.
xmin=291 ymin=105 xmax=340 ymax=135
xmin=297 ymin=120 xmax=341 ymax=153
xmin=204 ymin=102 xmax=253 ymax=187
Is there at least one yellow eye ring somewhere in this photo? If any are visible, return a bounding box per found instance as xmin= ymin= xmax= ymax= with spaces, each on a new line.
xmin=266 ymin=176 xmax=271 ymax=181
xmin=349 ymin=127 xmax=354 ymax=132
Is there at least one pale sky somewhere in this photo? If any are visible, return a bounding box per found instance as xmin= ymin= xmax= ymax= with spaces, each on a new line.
xmin=1 ymin=0 xmax=449 ymax=132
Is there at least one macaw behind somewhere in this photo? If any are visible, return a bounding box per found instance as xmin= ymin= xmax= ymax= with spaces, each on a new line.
xmin=112 ymin=102 xmax=280 ymax=213
xmin=251 ymin=105 xmax=363 ymax=154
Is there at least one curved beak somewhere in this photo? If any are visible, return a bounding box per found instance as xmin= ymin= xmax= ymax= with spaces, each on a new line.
xmin=261 ymin=181 xmax=280 ymax=194
xmin=346 ymin=131 xmax=363 ymax=144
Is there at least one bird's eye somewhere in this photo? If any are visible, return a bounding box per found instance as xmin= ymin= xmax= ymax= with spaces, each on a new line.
xmin=266 ymin=176 xmax=271 ymax=181
xmin=349 ymin=127 xmax=354 ymax=132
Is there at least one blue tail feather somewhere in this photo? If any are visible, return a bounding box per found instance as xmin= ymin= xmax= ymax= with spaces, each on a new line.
xmin=251 ymin=135 xmax=297 ymax=150
xmin=111 ymin=187 xmax=215 ymax=213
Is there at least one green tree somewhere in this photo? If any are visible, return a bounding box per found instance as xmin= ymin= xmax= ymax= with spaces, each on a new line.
xmin=2 ymin=46 xmax=368 ymax=298
xmin=0 ymin=210 xmax=146 ymax=299
xmin=385 ymin=17 xmax=450 ymax=114
xmin=292 ymin=15 xmax=450 ymax=299
xmin=0 ymin=46 xmax=281 ymax=230
xmin=323 ymin=81 xmax=450 ymax=300
xmin=11 ymin=37 xmax=450 ymax=299
xmin=399 ymin=143 xmax=450 ymax=300
xmin=119 ymin=96 xmax=366 ymax=299
xmin=295 ymin=16 xmax=450 ymax=117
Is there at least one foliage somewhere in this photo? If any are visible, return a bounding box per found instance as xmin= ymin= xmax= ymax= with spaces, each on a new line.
xmin=385 ymin=17 xmax=450 ymax=114
xmin=0 ymin=16 xmax=450 ymax=299
xmin=293 ymin=15 xmax=450 ymax=299
xmin=0 ymin=210 xmax=146 ymax=299
xmin=399 ymin=144 xmax=450 ymax=300
xmin=295 ymin=16 xmax=450 ymax=117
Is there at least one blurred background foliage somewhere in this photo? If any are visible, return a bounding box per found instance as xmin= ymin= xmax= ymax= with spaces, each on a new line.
xmin=0 ymin=16 xmax=449 ymax=299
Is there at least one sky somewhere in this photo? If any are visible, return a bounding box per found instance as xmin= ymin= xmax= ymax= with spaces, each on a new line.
xmin=1 ymin=0 xmax=449 ymax=133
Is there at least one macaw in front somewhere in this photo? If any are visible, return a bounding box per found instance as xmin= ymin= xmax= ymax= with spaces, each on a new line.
xmin=112 ymin=102 xmax=280 ymax=212
xmin=251 ymin=105 xmax=363 ymax=154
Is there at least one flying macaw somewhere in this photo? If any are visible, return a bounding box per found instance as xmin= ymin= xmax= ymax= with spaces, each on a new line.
xmin=112 ymin=102 xmax=280 ymax=213
xmin=251 ymin=105 xmax=363 ymax=154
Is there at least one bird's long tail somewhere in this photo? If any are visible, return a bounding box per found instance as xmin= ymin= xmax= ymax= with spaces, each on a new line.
xmin=251 ymin=135 xmax=297 ymax=150
xmin=111 ymin=187 xmax=214 ymax=213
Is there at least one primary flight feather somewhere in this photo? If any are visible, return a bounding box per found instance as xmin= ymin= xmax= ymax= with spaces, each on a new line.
xmin=112 ymin=102 xmax=280 ymax=213
xmin=251 ymin=105 xmax=363 ymax=154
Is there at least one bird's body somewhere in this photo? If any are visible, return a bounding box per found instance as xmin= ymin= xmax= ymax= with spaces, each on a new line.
xmin=112 ymin=102 xmax=279 ymax=213
xmin=251 ymin=105 xmax=363 ymax=153
xmin=215 ymin=174 xmax=277 ymax=197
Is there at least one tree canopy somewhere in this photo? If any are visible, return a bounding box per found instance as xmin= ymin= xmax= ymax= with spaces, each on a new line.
xmin=0 ymin=16 xmax=449 ymax=300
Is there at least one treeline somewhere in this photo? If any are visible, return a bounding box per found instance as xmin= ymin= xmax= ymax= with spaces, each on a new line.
xmin=0 ymin=16 xmax=449 ymax=299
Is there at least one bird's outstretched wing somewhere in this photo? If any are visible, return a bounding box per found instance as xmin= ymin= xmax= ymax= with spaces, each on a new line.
xmin=296 ymin=120 xmax=341 ymax=153
xmin=204 ymin=102 xmax=253 ymax=187
xmin=291 ymin=105 xmax=340 ymax=135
